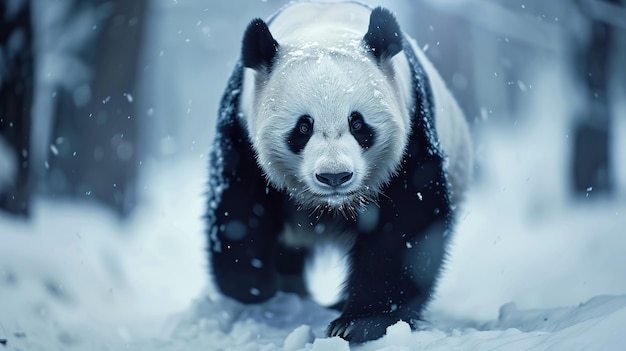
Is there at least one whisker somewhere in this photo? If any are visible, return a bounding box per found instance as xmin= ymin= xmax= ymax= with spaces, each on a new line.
xmin=285 ymin=181 xmax=385 ymax=220
xmin=377 ymin=189 xmax=391 ymax=202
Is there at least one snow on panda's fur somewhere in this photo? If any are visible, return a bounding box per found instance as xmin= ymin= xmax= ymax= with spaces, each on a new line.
xmin=206 ymin=1 xmax=472 ymax=344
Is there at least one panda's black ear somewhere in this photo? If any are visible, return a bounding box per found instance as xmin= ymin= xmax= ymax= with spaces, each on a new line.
xmin=363 ymin=7 xmax=403 ymax=63
xmin=242 ymin=18 xmax=279 ymax=71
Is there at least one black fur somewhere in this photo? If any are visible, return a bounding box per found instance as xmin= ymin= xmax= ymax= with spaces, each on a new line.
xmin=349 ymin=111 xmax=376 ymax=150
xmin=242 ymin=19 xmax=279 ymax=71
xmin=207 ymin=6 xmax=452 ymax=344
xmin=286 ymin=115 xmax=314 ymax=154
xmin=363 ymin=7 xmax=403 ymax=63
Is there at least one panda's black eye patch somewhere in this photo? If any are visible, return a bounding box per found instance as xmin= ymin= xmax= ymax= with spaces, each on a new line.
xmin=349 ymin=111 xmax=376 ymax=150
xmin=286 ymin=115 xmax=314 ymax=154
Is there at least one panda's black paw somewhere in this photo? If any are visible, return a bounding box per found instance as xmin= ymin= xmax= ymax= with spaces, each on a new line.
xmin=326 ymin=314 xmax=403 ymax=344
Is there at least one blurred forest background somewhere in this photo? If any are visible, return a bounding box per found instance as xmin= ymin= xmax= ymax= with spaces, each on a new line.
xmin=1 ymin=0 xmax=625 ymax=218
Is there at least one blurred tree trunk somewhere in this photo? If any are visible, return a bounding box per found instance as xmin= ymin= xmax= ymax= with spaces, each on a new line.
xmin=571 ymin=0 xmax=622 ymax=196
xmin=48 ymin=0 xmax=148 ymax=217
xmin=0 ymin=0 xmax=34 ymax=216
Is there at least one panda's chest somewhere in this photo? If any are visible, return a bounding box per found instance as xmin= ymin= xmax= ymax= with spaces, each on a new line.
xmin=279 ymin=204 xmax=356 ymax=248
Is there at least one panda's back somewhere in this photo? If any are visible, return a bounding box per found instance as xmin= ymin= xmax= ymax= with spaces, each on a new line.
xmin=268 ymin=2 xmax=371 ymax=46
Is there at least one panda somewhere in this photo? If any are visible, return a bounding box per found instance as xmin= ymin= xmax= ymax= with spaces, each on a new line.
xmin=206 ymin=1 xmax=472 ymax=344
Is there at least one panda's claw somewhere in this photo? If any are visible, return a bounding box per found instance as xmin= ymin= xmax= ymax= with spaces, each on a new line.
xmin=331 ymin=322 xmax=354 ymax=339
xmin=328 ymin=323 xmax=341 ymax=337
xmin=326 ymin=315 xmax=395 ymax=343
xmin=342 ymin=323 xmax=356 ymax=338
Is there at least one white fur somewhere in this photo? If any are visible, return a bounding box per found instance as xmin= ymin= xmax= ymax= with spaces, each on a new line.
xmin=240 ymin=2 xmax=471 ymax=210
xmin=305 ymin=241 xmax=350 ymax=306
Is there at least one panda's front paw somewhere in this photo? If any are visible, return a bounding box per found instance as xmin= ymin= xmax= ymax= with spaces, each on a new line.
xmin=326 ymin=314 xmax=402 ymax=344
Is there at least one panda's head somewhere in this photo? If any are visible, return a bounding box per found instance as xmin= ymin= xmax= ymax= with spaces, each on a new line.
xmin=241 ymin=7 xmax=410 ymax=217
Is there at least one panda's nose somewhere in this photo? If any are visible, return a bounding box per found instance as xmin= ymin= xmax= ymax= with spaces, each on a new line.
xmin=315 ymin=172 xmax=353 ymax=187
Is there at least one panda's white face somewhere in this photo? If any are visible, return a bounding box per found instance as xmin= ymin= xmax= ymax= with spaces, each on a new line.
xmin=246 ymin=47 xmax=409 ymax=216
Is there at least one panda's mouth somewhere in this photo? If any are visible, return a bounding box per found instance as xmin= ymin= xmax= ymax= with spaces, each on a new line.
xmin=289 ymin=173 xmax=377 ymax=216
xmin=323 ymin=191 xmax=357 ymax=204
xmin=312 ymin=189 xmax=358 ymax=201
xmin=293 ymin=187 xmax=376 ymax=218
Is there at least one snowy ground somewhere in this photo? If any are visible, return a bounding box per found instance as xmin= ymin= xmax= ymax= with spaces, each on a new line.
xmin=1 ymin=111 xmax=626 ymax=350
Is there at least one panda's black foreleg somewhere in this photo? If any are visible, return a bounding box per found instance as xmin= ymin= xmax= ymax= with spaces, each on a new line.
xmin=327 ymin=222 xmax=448 ymax=343
xmin=209 ymin=177 xmax=287 ymax=303
xmin=208 ymin=175 xmax=285 ymax=304
xmin=207 ymin=94 xmax=287 ymax=304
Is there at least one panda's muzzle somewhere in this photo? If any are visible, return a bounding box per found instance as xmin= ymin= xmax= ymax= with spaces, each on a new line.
xmin=315 ymin=172 xmax=353 ymax=188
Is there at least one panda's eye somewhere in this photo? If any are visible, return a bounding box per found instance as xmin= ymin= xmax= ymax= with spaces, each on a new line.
xmin=286 ymin=115 xmax=314 ymax=154
xmin=298 ymin=115 xmax=313 ymax=135
xmin=349 ymin=112 xmax=363 ymax=132
xmin=349 ymin=111 xmax=376 ymax=150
